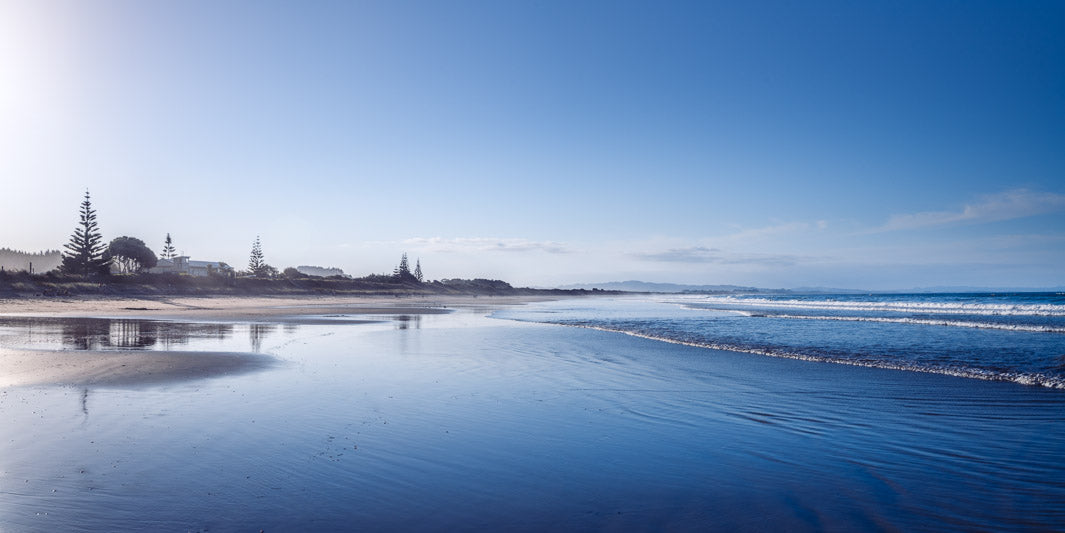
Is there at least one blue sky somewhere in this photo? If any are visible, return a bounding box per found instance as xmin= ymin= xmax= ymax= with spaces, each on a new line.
xmin=1 ymin=1 xmax=1063 ymax=289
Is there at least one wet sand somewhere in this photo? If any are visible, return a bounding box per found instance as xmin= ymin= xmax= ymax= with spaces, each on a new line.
xmin=0 ymin=294 xmax=550 ymax=388
xmin=0 ymin=294 xmax=550 ymax=320
xmin=0 ymin=348 xmax=273 ymax=388
xmin=3 ymin=300 xmax=1063 ymax=531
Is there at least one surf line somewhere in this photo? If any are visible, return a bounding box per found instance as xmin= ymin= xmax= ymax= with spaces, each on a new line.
xmin=548 ymin=322 xmax=1065 ymax=390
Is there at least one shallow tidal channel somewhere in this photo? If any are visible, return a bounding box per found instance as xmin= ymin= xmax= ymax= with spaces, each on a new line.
xmin=1 ymin=302 xmax=1064 ymax=531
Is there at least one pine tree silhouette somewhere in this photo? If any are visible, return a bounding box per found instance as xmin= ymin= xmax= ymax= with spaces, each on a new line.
xmin=394 ymin=253 xmax=415 ymax=281
xmin=60 ymin=190 xmax=109 ymax=276
xmin=162 ymin=233 xmax=176 ymax=260
xmin=248 ymin=236 xmax=267 ymax=276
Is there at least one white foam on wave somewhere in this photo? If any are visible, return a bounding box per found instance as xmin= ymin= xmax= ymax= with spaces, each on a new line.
xmin=557 ymin=323 xmax=1065 ymax=390
xmin=735 ymin=313 xmax=1065 ymax=333
xmin=679 ymin=296 xmax=1065 ymax=317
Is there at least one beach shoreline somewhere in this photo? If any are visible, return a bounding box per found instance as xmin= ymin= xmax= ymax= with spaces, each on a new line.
xmin=0 ymin=294 xmax=555 ymax=388
xmin=2 ymin=295 xmax=1064 ymax=531
xmin=0 ymin=293 xmax=559 ymax=320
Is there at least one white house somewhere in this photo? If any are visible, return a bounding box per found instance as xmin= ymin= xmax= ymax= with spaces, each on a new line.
xmin=150 ymin=256 xmax=234 ymax=277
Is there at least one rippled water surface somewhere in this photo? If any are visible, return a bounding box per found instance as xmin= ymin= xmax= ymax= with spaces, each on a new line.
xmin=497 ymin=293 xmax=1065 ymax=388
xmin=2 ymin=299 xmax=1064 ymax=531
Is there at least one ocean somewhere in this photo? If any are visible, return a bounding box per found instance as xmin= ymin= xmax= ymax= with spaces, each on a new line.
xmin=1 ymin=295 xmax=1064 ymax=531
xmin=495 ymin=292 xmax=1065 ymax=388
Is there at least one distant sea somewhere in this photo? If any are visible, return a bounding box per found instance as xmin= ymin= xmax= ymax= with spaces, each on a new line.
xmin=497 ymin=292 xmax=1065 ymax=388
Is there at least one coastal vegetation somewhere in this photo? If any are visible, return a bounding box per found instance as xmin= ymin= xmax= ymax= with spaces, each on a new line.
xmin=106 ymin=236 xmax=158 ymax=274
xmin=0 ymin=248 xmax=61 ymax=274
xmin=246 ymin=236 xmax=276 ymax=278
xmin=1 ymin=191 xmax=609 ymax=298
xmin=292 ymin=265 xmax=349 ymax=278
xmin=59 ymin=191 xmax=109 ymax=276
xmin=0 ymin=268 xmax=600 ymax=298
xmin=161 ymin=233 xmax=176 ymax=260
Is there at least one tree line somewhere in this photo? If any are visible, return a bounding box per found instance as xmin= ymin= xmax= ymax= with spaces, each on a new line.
xmin=0 ymin=248 xmax=62 ymax=273
xmin=55 ymin=191 xmax=426 ymax=282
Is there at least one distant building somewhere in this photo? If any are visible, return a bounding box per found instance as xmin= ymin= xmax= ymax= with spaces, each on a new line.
xmin=150 ymin=256 xmax=234 ymax=277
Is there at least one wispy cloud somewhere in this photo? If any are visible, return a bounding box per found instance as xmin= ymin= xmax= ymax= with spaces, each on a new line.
xmin=878 ymin=189 xmax=1065 ymax=232
xmin=404 ymin=237 xmax=570 ymax=254
xmin=720 ymin=221 xmax=817 ymax=242
xmin=632 ymin=246 xmax=799 ymax=266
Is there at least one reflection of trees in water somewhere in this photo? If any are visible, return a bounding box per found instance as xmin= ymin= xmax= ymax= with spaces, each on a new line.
xmin=394 ymin=315 xmax=421 ymax=330
xmin=155 ymin=322 xmax=233 ymax=350
xmin=109 ymin=320 xmax=157 ymax=348
xmin=59 ymin=320 xmax=110 ymax=350
xmin=102 ymin=320 xmax=235 ymax=350
xmin=0 ymin=317 xmax=235 ymax=351
xmin=248 ymin=323 xmax=277 ymax=353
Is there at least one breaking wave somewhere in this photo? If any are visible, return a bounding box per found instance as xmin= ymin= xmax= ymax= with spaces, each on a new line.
xmin=685 ymin=296 xmax=1065 ymax=317
xmin=723 ymin=312 xmax=1065 ymax=333
xmin=566 ymin=323 xmax=1065 ymax=390
xmin=496 ymin=295 xmax=1065 ymax=391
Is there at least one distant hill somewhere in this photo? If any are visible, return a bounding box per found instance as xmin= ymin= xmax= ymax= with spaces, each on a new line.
xmin=557 ymin=280 xmax=768 ymax=293
xmin=0 ymin=248 xmax=62 ymax=273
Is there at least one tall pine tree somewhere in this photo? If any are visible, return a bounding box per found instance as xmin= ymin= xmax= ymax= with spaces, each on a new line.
xmin=394 ymin=252 xmax=414 ymax=280
xmin=61 ymin=190 xmax=109 ymax=276
xmin=248 ymin=236 xmax=266 ymax=277
xmin=414 ymin=259 xmax=423 ymax=282
xmin=162 ymin=233 xmax=176 ymax=260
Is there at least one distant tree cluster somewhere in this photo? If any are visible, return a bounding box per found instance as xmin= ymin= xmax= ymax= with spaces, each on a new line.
xmin=0 ymin=248 xmax=62 ymax=273
xmin=40 ymin=190 xmax=439 ymax=285
xmin=295 ymin=265 xmax=349 ymax=278
xmin=106 ymin=236 xmax=158 ymax=274
xmin=55 ymin=191 xmax=180 ymax=277
xmin=435 ymin=278 xmax=513 ymax=291
xmin=392 ymin=253 xmax=424 ymax=282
